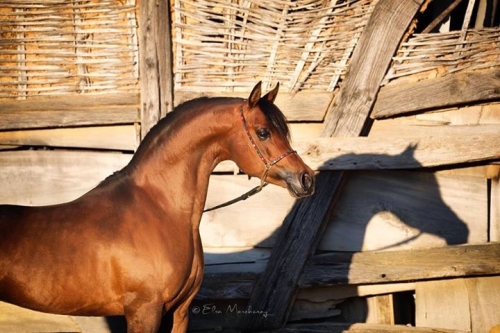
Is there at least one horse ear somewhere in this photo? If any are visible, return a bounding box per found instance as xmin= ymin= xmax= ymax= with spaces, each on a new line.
xmin=263 ymin=82 xmax=279 ymax=103
xmin=248 ymin=81 xmax=262 ymax=109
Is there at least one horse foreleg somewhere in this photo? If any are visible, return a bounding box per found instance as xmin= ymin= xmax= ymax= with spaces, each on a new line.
xmin=124 ymin=296 xmax=164 ymax=333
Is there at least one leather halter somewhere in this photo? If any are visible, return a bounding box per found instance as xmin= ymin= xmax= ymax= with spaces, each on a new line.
xmin=203 ymin=103 xmax=297 ymax=213
xmin=239 ymin=104 xmax=297 ymax=188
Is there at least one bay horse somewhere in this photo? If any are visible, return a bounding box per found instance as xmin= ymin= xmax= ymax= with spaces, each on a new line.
xmin=0 ymin=82 xmax=315 ymax=333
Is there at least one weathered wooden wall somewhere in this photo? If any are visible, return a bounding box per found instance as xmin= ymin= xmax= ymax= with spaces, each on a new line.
xmin=1 ymin=0 xmax=500 ymax=332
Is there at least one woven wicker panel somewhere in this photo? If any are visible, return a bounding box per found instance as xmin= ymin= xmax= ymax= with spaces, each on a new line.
xmin=384 ymin=28 xmax=500 ymax=85
xmin=172 ymin=0 xmax=377 ymax=93
xmin=0 ymin=0 xmax=139 ymax=100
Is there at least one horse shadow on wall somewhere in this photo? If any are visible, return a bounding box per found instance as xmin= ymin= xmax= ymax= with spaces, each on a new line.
xmin=315 ymin=144 xmax=470 ymax=253
xmin=193 ymin=144 xmax=470 ymax=329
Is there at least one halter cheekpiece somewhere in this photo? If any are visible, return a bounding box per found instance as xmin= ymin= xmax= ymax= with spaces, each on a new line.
xmin=203 ymin=102 xmax=297 ymax=212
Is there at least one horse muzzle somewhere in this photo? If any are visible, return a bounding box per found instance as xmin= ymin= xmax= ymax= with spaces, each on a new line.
xmin=285 ymin=170 xmax=315 ymax=198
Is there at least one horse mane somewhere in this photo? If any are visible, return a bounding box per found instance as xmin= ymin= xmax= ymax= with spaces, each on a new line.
xmin=99 ymin=96 xmax=290 ymax=185
xmin=138 ymin=96 xmax=290 ymax=154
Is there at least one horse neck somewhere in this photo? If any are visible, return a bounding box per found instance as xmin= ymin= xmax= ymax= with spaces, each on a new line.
xmin=126 ymin=103 xmax=237 ymax=218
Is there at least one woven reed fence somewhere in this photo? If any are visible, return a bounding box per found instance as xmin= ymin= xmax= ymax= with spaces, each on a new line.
xmin=2 ymin=0 xmax=499 ymax=100
xmin=172 ymin=0 xmax=377 ymax=93
xmin=384 ymin=27 xmax=500 ymax=85
xmin=0 ymin=0 xmax=139 ymax=100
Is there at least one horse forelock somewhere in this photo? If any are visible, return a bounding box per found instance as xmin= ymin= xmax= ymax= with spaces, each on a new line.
xmin=257 ymin=99 xmax=291 ymax=140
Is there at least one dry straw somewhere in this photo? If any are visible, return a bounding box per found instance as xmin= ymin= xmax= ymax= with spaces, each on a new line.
xmin=383 ymin=28 xmax=500 ymax=85
xmin=3 ymin=0 xmax=497 ymax=100
xmin=172 ymin=0 xmax=377 ymax=93
xmin=0 ymin=0 xmax=139 ymax=100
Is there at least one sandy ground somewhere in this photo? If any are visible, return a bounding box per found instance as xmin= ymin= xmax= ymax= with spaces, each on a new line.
xmin=0 ymin=302 xmax=125 ymax=333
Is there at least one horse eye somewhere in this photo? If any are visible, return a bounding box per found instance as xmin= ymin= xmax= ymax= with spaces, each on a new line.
xmin=256 ymin=128 xmax=271 ymax=140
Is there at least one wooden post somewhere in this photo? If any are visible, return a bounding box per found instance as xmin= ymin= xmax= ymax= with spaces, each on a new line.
xmin=240 ymin=0 xmax=426 ymax=330
xmin=138 ymin=0 xmax=174 ymax=139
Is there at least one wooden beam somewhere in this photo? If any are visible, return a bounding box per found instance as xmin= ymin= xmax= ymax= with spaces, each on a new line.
xmin=0 ymin=150 xmax=131 ymax=206
xmin=295 ymin=134 xmax=500 ymax=170
xmin=416 ymin=276 xmax=500 ymax=332
xmin=372 ymin=69 xmax=500 ymax=119
xmin=198 ymin=243 xmax=500 ymax=301
xmin=241 ymin=0 xmax=426 ymax=330
xmin=138 ymin=0 xmax=174 ymax=138
xmin=300 ymin=243 xmax=500 ymax=286
xmin=214 ymin=133 xmax=500 ymax=173
xmin=263 ymin=322 xmax=470 ymax=333
xmin=0 ymin=93 xmax=139 ymax=130
xmin=320 ymin=0 xmax=424 ymax=137
xmin=0 ymin=125 xmax=138 ymax=151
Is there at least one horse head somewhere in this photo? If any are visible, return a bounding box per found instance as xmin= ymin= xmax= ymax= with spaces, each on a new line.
xmin=231 ymin=82 xmax=315 ymax=198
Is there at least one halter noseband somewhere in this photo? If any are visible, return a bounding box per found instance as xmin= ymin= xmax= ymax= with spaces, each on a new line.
xmin=203 ymin=103 xmax=297 ymax=213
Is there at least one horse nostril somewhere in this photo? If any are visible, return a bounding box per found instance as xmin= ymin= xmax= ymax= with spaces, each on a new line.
xmin=301 ymin=172 xmax=314 ymax=192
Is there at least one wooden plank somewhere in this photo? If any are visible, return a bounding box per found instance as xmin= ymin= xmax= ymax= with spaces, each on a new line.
xmin=413 ymin=103 xmax=500 ymax=125
xmin=295 ymin=134 xmax=500 ymax=171
xmin=300 ymin=243 xmax=500 ymax=287
xmin=199 ymin=244 xmax=499 ymax=302
xmin=297 ymin=283 xmax=416 ymax=302
xmin=371 ymin=122 xmax=500 ymax=138
xmin=464 ymin=276 xmax=500 ymax=333
xmin=217 ymin=134 xmax=500 ymax=173
xmin=318 ymin=171 xmax=487 ymax=252
xmin=492 ymin=174 xmax=500 ymax=241
xmin=416 ymin=276 xmax=500 ymax=333
xmin=0 ymin=93 xmax=139 ymax=113
xmin=201 ymin=171 xmax=487 ymax=252
xmin=437 ymin=165 xmax=500 ymax=179
xmin=201 ymin=175 xmax=296 ymax=248
xmin=138 ymin=0 xmax=173 ymax=138
xmin=0 ymin=94 xmax=139 ymax=130
xmin=288 ymin=299 xmax=341 ymax=322
xmin=288 ymin=123 xmax=322 ymax=140
xmin=267 ymin=322 xmax=470 ymax=333
xmin=242 ymin=1 xmax=428 ymax=329
xmin=0 ymin=125 xmax=138 ymax=151
xmin=198 ymin=275 xmax=416 ymax=302
xmin=372 ymin=69 xmax=500 ymax=119
xmin=0 ymin=150 xmax=131 ymax=206
xmin=367 ymin=295 xmax=394 ymax=325
xmin=370 ymin=104 xmax=500 ymax=138
xmin=321 ymin=0 xmax=425 ymax=137
xmin=175 ymin=91 xmax=330 ymax=122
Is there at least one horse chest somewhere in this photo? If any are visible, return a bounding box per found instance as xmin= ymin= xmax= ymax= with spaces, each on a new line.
xmin=114 ymin=221 xmax=204 ymax=296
